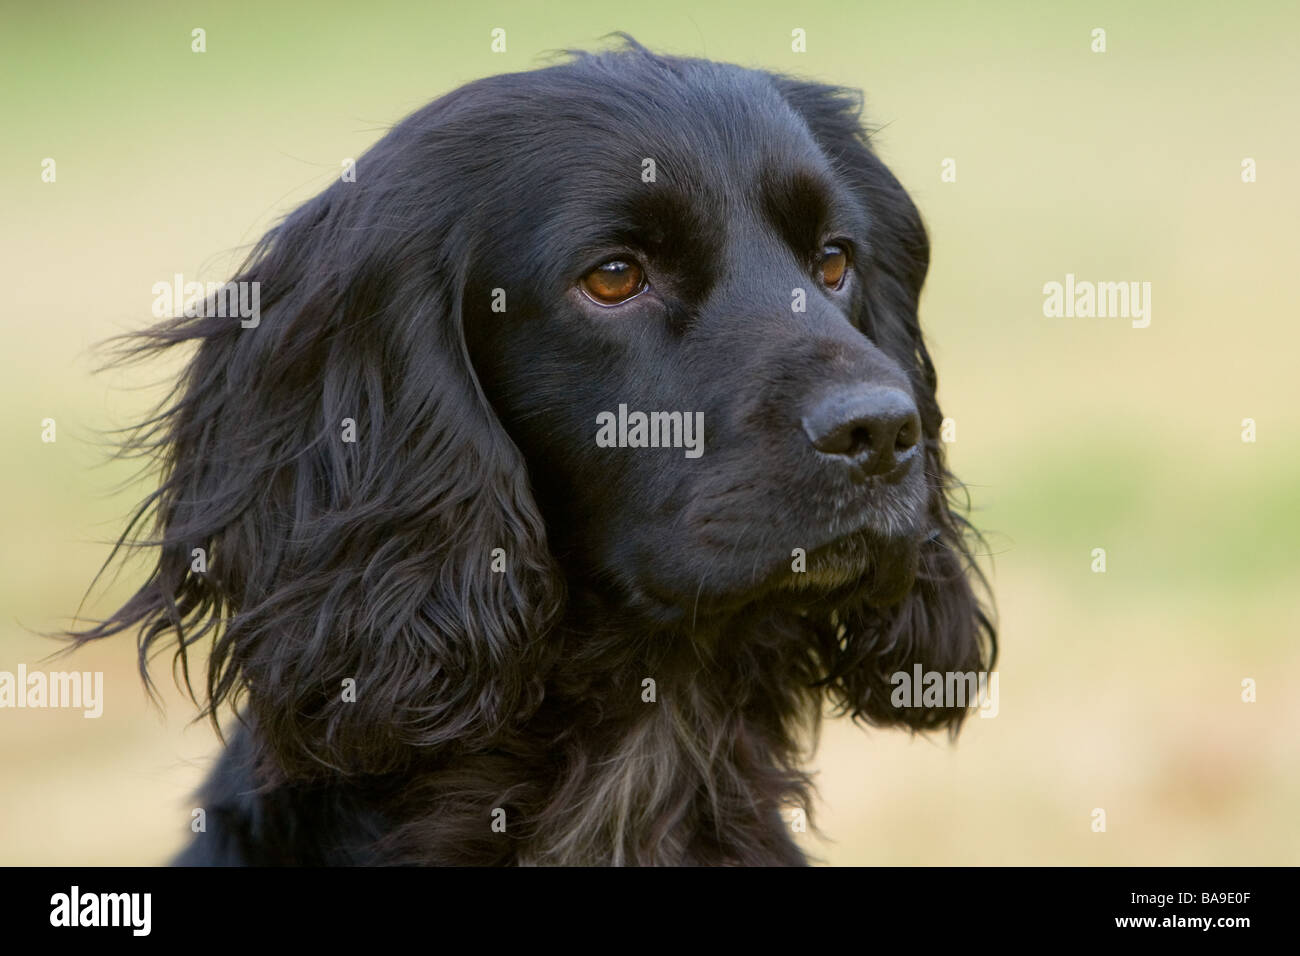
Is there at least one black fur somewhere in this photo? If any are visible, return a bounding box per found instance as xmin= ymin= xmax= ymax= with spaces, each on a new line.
xmin=73 ymin=38 xmax=994 ymax=865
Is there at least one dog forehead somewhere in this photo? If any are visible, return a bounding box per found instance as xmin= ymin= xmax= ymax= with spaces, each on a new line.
xmin=477 ymin=55 xmax=827 ymax=187
xmin=537 ymin=95 xmax=831 ymax=227
xmin=590 ymin=65 xmax=825 ymax=179
xmin=447 ymin=55 xmax=852 ymax=279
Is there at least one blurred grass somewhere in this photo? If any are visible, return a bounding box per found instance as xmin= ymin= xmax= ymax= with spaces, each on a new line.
xmin=2 ymin=0 xmax=1298 ymax=864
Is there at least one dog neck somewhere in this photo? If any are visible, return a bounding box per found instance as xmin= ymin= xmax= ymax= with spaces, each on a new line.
xmin=511 ymin=605 xmax=822 ymax=865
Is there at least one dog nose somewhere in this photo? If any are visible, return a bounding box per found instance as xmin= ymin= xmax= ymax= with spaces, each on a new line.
xmin=802 ymin=386 xmax=921 ymax=475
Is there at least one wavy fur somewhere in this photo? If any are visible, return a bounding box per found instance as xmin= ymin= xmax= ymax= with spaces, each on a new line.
xmin=71 ymin=37 xmax=994 ymax=866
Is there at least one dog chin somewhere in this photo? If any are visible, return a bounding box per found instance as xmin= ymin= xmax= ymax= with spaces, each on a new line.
xmin=791 ymin=528 xmax=922 ymax=609
xmin=623 ymin=527 xmax=923 ymax=626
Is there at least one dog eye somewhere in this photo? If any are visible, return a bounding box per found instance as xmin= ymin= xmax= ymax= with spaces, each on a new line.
xmin=580 ymin=260 xmax=646 ymax=305
xmin=818 ymin=243 xmax=849 ymax=290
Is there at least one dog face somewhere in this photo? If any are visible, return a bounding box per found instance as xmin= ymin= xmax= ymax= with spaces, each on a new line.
xmin=464 ymin=54 xmax=935 ymax=621
xmin=79 ymin=41 xmax=994 ymax=781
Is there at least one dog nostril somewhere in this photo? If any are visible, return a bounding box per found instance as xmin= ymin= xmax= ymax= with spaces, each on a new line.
xmin=894 ymin=418 xmax=920 ymax=452
xmin=803 ymin=386 xmax=921 ymax=475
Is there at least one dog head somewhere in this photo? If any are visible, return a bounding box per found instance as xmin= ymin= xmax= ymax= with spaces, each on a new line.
xmin=78 ymin=39 xmax=994 ymax=778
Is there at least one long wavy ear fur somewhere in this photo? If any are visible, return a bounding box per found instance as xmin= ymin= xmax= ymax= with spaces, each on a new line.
xmin=70 ymin=108 xmax=564 ymax=780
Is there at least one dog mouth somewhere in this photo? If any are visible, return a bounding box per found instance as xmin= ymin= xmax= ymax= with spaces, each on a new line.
xmin=620 ymin=521 xmax=927 ymax=626
xmin=607 ymin=472 xmax=933 ymax=624
xmin=786 ymin=525 xmax=925 ymax=608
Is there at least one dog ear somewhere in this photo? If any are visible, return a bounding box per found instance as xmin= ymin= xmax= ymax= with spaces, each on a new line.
xmin=818 ymin=526 xmax=996 ymax=733
xmin=774 ymin=76 xmax=997 ymax=731
xmin=73 ymin=123 xmax=564 ymax=780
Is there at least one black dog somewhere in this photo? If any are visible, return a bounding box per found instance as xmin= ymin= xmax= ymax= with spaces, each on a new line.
xmin=76 ymin=38 xmax=994 ymax=865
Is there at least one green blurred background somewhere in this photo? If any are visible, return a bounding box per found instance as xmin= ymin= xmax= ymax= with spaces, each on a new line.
xmin=2 ymin=0 xmax=1297 ymax=864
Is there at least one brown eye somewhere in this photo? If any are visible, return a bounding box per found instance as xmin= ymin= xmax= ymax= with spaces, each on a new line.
xmin=818 ymin=243 xmax=848 ymax=289
xmin=580 ymin=260 xmax=645 ymax=305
